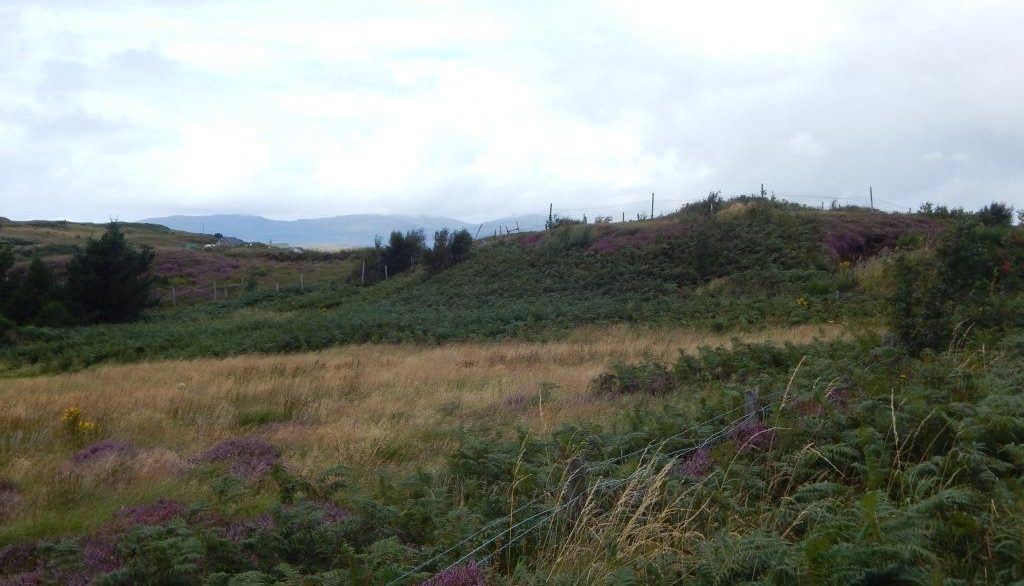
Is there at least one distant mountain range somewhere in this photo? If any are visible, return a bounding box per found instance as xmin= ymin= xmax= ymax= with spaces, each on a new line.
xmin=140 ymin=213 xmax=549 ymax=248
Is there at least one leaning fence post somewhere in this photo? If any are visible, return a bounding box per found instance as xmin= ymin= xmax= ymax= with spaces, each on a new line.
xmin=745 ymin=389 xmax=762 ymax=423
xmin=565 ymin=457 xmax=589 ymax=522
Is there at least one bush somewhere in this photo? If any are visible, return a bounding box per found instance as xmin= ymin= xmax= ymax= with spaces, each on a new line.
xmin=593 ymin=354 xmax=673 ymax=395
xmin=424 ymin=229 xmax=473 ymax=273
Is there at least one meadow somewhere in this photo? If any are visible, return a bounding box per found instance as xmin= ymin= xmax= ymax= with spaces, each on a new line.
xmin=0 ymin=323 xmax=844 ymax=544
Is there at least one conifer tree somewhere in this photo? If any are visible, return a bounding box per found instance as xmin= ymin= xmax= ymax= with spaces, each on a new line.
xmin=66 ymin=222 xmax=155 ymax=323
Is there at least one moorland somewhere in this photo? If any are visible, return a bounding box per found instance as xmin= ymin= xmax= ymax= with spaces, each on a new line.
xmin=0 ymin=196 xmax=1021 ymax=585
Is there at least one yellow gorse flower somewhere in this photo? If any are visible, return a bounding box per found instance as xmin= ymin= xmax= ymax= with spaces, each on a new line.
xmin=62 ymin=407 xmax=81 ymax=424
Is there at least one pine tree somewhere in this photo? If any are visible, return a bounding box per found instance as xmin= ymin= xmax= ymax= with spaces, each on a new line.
xmin=66 ymin=222 xmax=155 ymax=323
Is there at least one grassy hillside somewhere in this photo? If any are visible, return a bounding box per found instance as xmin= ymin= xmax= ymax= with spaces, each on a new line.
xmin=0 ymin=202 xmax=938 ymax=374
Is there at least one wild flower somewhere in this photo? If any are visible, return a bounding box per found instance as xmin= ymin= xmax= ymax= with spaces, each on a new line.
xmin=676 ymin=447 xmax=713 ymax=479
xmin=198 ymin=437 xmax=280 ymax=480
xmin=731 ymin=420 xmax=776 ymax=453
xmin=71 ymin=440 xmax=136 ymax=465
xmin=60 ymin=407 xmax=81 ymax=427
xmin=112 ymin=499 xmax=186 ymax=529
xmin=422 ymin=560 xmax=486 ymax=586
xmin=796 ymin=296 xmax=809 ymax=308
xmin=60 ymin=407 xmax=101 ymax=445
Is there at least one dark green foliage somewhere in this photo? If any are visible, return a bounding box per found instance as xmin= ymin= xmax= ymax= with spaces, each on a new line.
xmin=592 ymin=354 xmax=673 ymax=395
xmin=5 ymin=257 xmax=65 ymax=326
xmin=890 ymin=218 xmax=1023 ymax=355
xmin=976 ymin=202 xmax=1014 ymax=227
xmin=66 ymin=222 xmax=155 ymax=324
xmin=890 ymin=254 xmax=950 ymax=356
xmin=384 ymin=230 xmax=425 ymax=275
xmin=683 ymin=204 xmax=826 ymax=283
xmin=424 ymin=229 xmax=473 ymax=273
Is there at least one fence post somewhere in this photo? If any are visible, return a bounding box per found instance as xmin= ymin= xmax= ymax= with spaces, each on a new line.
xmin=745 ymin=389 xmax=762 ymax=423
xmin=565 ymin=457 xmax=589 ymax=522
xmin=171 ymin=285 xmax=176 ymax=308
xmin=361 ymin=262 xmax=365 ymax=286
xmin=300 ymin=272 xmax=304 ymax=291
xmin=213 ymin=281 xmax=217 ymax=300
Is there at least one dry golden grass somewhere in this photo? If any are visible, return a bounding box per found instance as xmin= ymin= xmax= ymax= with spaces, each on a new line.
xmin=0 ymin=323 xmax=846 ymax=539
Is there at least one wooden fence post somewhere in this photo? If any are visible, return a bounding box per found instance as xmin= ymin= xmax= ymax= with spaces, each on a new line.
xmin=745 ymin=389 xmax=762 ymax=423
xmin=565 ymin=457 xmax=589 ymax=521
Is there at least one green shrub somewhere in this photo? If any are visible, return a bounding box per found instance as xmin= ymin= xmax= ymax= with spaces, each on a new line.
xmin=592 ymin=354 xmax=673 ymax=395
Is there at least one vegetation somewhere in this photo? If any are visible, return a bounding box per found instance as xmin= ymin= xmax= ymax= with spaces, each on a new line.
xmin=0 ymin=198 xmax=1021 ymax=583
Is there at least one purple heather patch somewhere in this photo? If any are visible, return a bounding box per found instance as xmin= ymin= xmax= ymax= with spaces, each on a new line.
xmin=422 ymin=560 xmax=487 ymax=586
xmin=732 ymin=420 xmax=777 ymax=453
xmin=71 ymin=440 xmax=137 ymax=465
xmin=225 ymin=513 xmax=275 ymax=543
xmin=0 ymin=543 xmax=38 ymax=577
xmin=112 ymin=499 xmax=186 ymax=529
xmin=825 ymin=387 xmax=851 ymax=408
xmin=677 ymin=447 xmax=713 ymax=479
xmin=198 ymin=437 xmax=280 ymax=480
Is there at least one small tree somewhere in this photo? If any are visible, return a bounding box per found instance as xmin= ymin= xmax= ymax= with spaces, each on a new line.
xmin=977 ymin=202 xmax=1014 ymax=227
xmin=0 ymin=243 xmax=14 ymax=314
xmin=425 ymin=228 xmax=473 ymax=272
xmin=382 ymin=229 xmax=425 ymax=275
xmin=66 ymin=222 xmax=155 ymax=323
xmin=7 ymin=256 xmax=57 ymax=325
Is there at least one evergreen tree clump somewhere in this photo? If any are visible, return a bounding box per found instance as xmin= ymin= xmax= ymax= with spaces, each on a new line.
xmin=424 ymin=228 xmax=473 ymax=273
xmin=66 ymin=222 xmax=155 ymax=323
xmin=7 ymin=256 xmax=58 ymax=325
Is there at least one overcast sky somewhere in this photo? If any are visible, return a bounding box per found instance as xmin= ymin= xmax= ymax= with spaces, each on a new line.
xmin=1 ymin=0 xmax=1022 ymax=222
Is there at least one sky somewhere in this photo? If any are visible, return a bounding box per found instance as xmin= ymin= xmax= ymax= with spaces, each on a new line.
xmin=1 ymin=0 xmax=1022 ymax=222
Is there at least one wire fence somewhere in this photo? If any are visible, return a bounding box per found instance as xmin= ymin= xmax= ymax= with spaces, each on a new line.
xmin=547 ymin=189 xmax=913 ymax=224
xmin=390 ymin=387 xmax=791 ymax=585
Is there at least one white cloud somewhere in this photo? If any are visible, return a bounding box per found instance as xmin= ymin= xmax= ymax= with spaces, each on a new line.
xmin=784 ymin=132 xmax=827 ymax=158
xmin=0 ymin=0 xmax=1022 ymax=221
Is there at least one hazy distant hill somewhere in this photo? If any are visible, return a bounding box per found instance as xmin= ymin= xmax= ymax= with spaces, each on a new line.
xmin=141 ymin=213 xmax=549 ymax=248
